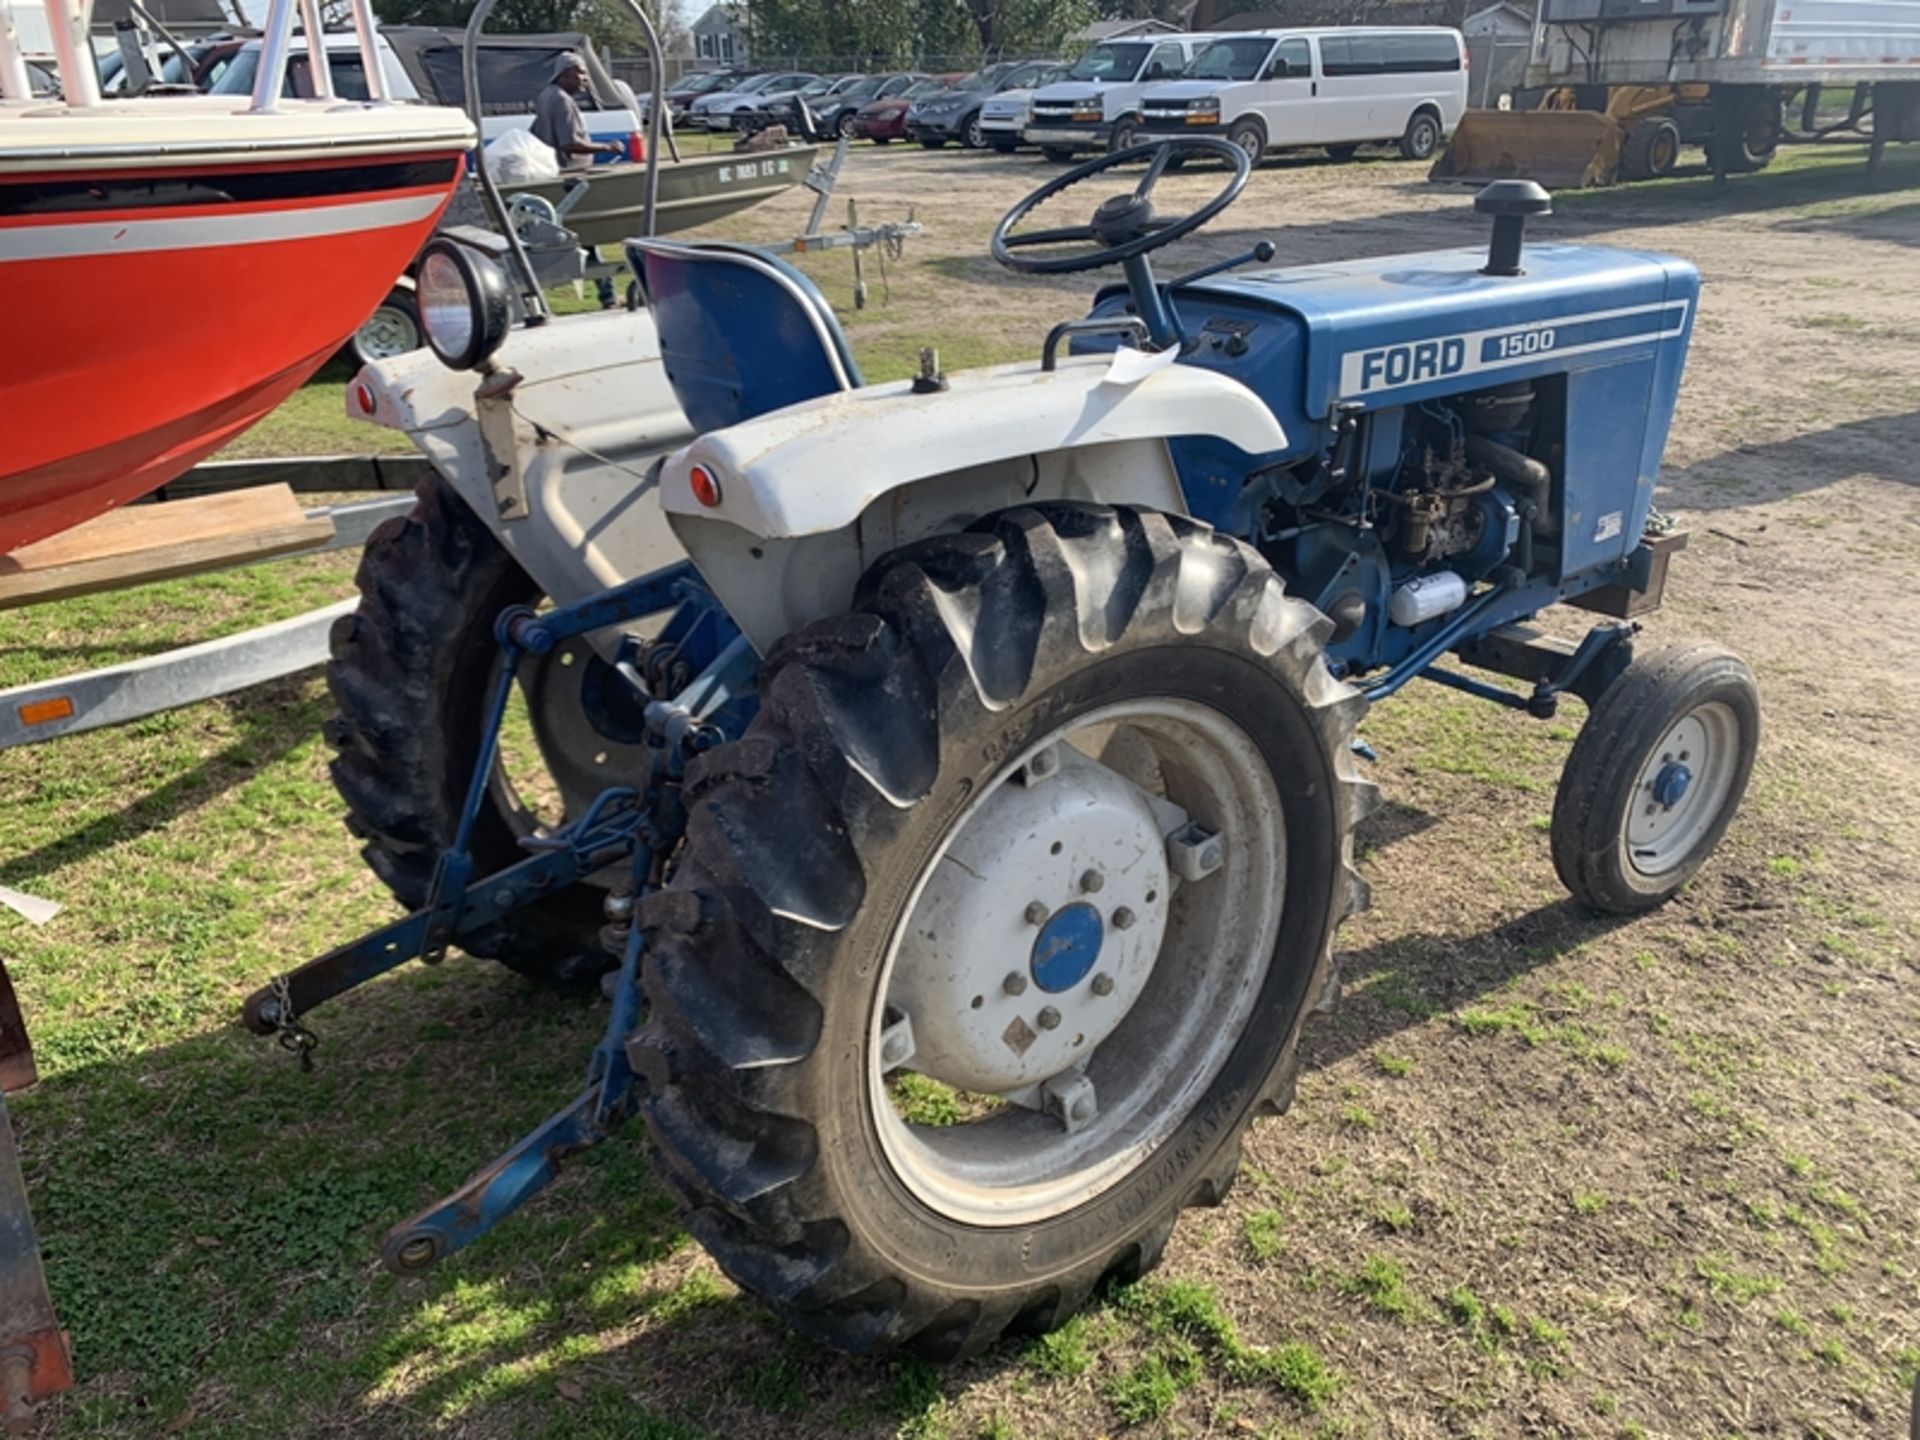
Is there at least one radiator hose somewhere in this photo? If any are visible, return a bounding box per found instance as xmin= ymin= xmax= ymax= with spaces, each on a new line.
xmin=1466 ymin=433 xmax=1555 ymax=540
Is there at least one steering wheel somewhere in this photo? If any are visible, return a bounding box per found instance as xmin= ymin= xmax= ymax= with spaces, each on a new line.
xmin=990 ymin=136 xmax=1251 ymax=277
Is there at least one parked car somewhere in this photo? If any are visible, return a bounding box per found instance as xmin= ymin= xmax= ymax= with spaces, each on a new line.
xmin=976 ymin=63 xmax=1071 ymax=151
xmin=1137 ymin=28 xmax=1466 ymax=163
xmin=904 ymin=59 xmax=1065 ymax=149
xmin=768 ymin=71 xmax=924 ymax=139
xmin=635 ymin=67 xmax=744 ymax=121
xmin=852 ymin=74 xmax=959 ymax=144
xmin=745 ymin=73 xmax=866 ymax=133
xmin=687 ymin=70 xmax=816 ymax=129
xmin=1024 ymin=33 xmax=1216 ymax=159
xmin=212 ymin=28 xmax=645 ymax=160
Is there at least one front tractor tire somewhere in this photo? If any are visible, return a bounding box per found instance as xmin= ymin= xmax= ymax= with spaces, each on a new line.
xmin=325 ymin=476 xmax=615 ymax=988
xmin=632 ymin=505 xmax=1375 ymax=1358
xmin=1551 ymin=642 xmax=1760 ymax=914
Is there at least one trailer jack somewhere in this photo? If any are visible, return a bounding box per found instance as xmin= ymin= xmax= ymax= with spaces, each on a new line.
xmin=0 ymin=964 xmax=72 ymax=1437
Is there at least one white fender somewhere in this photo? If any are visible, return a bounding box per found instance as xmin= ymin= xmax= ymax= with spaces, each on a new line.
xmin=659 ymin=352 xmax=1289 ymax=540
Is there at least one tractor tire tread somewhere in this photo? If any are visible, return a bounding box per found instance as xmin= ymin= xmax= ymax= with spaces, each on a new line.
xmin=632 ymin=503 xmax=1374 ymax=1359
xmin=325 ymin=473 xmax=608 ymax=987
xmin=1550 ymin=641 xmax=1759 ymax=914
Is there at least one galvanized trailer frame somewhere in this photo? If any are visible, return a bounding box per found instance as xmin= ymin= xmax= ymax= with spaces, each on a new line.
xmin=0 ymin=465 xmax=422 ymax=1430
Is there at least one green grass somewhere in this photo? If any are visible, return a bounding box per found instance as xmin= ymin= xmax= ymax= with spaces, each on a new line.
xmin=1337 ymin=1255 xmax=1426 ymax=1323
xmin=1244 ymin=1208 xmax=1286 ymax=1262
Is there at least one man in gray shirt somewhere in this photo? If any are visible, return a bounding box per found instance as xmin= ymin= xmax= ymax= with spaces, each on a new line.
xmin=532 ymin=52 xmax=621 ymax=170
xmin=530 ymin=51 xmax=624 ymax=305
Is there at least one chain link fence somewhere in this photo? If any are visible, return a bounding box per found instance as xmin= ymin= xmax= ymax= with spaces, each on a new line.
xmin=605 ymin=52 xmax=1061 ymax=92
xmin=1465 ymin=36 xmax=1531 ymax=108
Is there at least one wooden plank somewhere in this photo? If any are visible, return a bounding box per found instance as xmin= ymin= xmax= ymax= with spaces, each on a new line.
xmin=0 ymin=485 xmax=335 ymax=610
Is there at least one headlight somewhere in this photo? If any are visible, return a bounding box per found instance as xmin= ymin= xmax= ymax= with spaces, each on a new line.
xmin=417 ymin=238 xmax=512 ymax=372
xmin=1071 ymin=105 xmax=1103 ymax=122
xmin=1187 ymin=98 xmax=1221 ymax=124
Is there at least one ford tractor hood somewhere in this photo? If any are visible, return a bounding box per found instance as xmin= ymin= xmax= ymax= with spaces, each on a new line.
xmin=1190 ymin=242 xmax=1699 ymax=419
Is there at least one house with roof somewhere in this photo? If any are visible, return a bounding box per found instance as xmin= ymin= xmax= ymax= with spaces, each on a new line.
xmin=688 ymin=1 xmax=748 ymax=66
xmin=1073 ymin=17 xmax=1185 ymax=42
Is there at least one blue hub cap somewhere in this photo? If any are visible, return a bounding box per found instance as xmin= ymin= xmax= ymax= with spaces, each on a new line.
xmin=1651 ymin=761 xmax=1692 ymax=808
xmin=1030 ymin=902 xmax=1104 ymax=993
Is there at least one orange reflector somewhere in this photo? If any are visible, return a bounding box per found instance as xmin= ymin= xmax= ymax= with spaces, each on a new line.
xmin=689 ymin=465 xmax=722 ymax=508
xmin=354 ymin=383 xmax=377 ymax=415
xmin=18 ymin=696 xmax=74 ymax=727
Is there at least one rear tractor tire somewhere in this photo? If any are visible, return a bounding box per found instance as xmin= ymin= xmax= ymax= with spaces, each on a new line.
xmin=632 ymin=504 xmax=1375 ymax=1358
xmin=326 ymin=475 xmax=638 ymax=988
xmin=1551 ymin=643 xmax=1760 ymax=914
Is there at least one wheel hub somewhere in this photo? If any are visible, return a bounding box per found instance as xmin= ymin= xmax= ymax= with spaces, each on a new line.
xmin=886 ymin=745 xmax=1176 ymax=1095
xmin=1031 ymin=903 xmax=1104 ymax=993
xmin=1626 ymin=704 xmax=1738 ymax=876
xmin=1651 ymin=760 xmax=1692 ymax=808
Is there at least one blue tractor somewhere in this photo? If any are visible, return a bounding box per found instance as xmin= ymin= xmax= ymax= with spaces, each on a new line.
xmin=266 ymin=132 xmax=1759 ymax=1359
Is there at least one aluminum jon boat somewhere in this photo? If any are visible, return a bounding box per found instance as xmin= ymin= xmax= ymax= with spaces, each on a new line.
xmin=0 ymin=0 xmax=474 ymax=554
xmin=492 ymin=147 xmax=818 ymax=248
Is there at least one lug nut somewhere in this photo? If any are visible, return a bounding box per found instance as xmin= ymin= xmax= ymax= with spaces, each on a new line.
xmin=1080 ymin=869 xmax=1104 ymax=894
xmin=882 ymin=1033 xmax=909 ymax=1065
xmin=1091 ymin=973 xmax=1115 ymax=996
xmin=1036 ymin=1006 xmax=1062 ymax=1031
xmin=1111 ymin=906 xmax=1135 ymax=931
xmin=1003 ymin=972 xmax=1029 ymax=996
xmin=1024 ymin=901 xmax=1050 ymax=926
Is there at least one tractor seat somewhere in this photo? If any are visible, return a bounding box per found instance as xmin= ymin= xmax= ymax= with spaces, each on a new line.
xmin=627 ymin=238 xmax=863 ymax=434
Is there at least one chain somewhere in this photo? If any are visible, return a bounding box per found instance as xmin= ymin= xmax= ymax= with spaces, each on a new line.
xmin=268 ymin=974 xmax=319 ymax=1073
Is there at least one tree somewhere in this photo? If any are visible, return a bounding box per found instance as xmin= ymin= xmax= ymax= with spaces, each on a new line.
xmin=744 ymin=0 xmax=1091 ymax=63
xmin=371 ymin=0 xmax=680 ymax=57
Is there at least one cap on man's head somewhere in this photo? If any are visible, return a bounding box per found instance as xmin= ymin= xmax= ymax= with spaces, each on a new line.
xmin=551 ymin=51 xmax=588 ymax=79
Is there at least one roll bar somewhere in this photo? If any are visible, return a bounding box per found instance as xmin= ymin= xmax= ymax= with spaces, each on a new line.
xmin=461 ymin=0 xmax=667 ymax=323
xmin=0 ymin=0 xmax=385 ymax=105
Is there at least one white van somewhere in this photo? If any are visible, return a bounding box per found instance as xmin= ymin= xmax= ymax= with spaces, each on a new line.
xmin=1023 ymin=33 xmax=1218 ymax=159
xmin=1139 ymin=28 xmax=1466 ymax=163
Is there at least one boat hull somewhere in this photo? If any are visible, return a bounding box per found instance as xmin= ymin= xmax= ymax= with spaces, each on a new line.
xmin=0 ymin=148 xmax=468 ymax=554
xmin=496 ymin=147 xmax=816 ymax=248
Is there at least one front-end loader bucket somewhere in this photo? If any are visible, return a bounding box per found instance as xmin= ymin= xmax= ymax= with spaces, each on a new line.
xmin=1430 ymin=109 xmax=1624 ymax=189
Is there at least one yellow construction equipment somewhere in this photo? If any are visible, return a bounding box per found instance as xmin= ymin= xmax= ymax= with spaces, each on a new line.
xmin=1432 ymin=85 xmax=1707 ymax=188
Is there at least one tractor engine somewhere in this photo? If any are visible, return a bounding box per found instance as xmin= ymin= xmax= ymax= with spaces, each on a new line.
xmin=1380 ymin=382 xmax=1553 ymax=581
xmin=1256 ymin=378 xmax=1560 ymax=667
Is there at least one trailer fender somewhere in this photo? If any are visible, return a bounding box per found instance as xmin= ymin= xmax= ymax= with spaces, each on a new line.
xmin=659 ymin=354 xmax=1290 ymax=648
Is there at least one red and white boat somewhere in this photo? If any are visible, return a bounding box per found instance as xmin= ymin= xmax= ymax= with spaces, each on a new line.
xmin=0 ymin=0 xmax=474 ymax=553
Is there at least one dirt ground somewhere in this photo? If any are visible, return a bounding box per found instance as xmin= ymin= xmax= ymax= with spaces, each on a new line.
xmin=5 ymin=138 xmax=1918 ymax=1440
